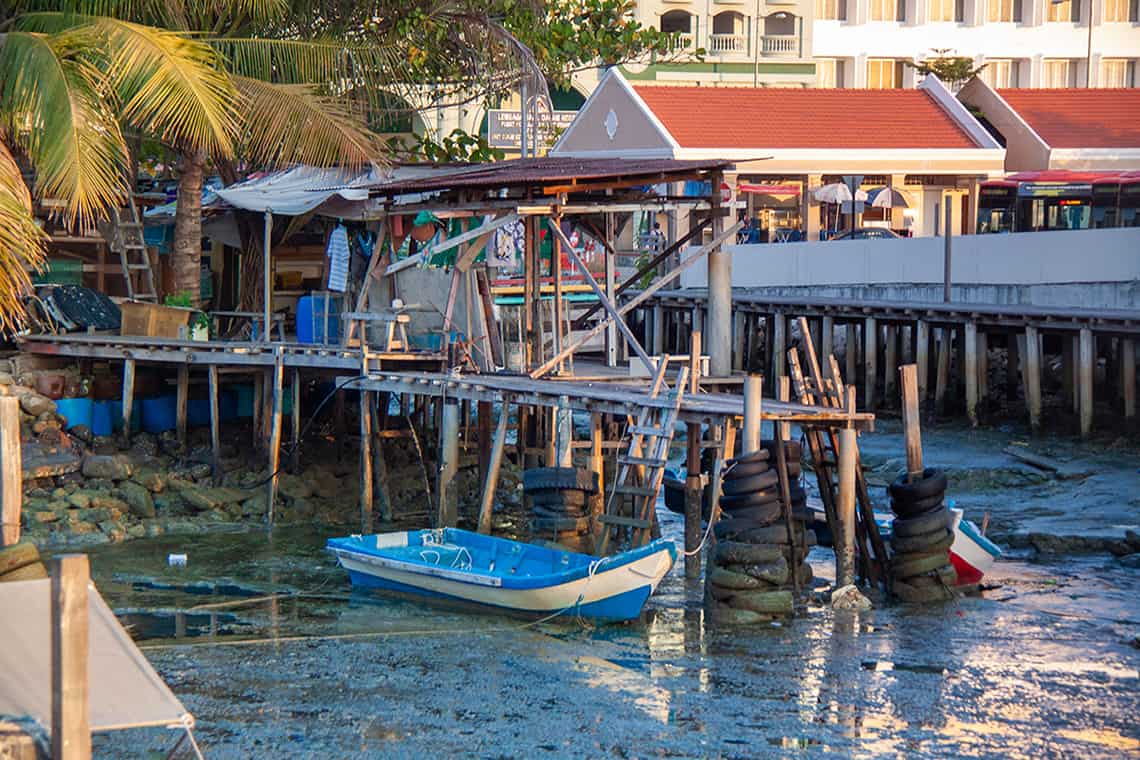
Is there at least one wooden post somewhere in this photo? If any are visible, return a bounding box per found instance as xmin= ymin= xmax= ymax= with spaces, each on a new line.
xmin=1079 ymin=327 xmax=1094 ymax=437
xmin=863 ymin=316 xmax=877 ymax=410
xmin=555 ymin=396 xmax=573 ymax=468
xmin=977 ymin=330 xmax=989 ymax=407
xmin=965 ymin=321 xmax=979 ymax=427
xmin=732 ymin=310 xmax=745 ymax=371
xmin=1025 ymin=326 xmax=1043 ymax=433
xmin=1123 ymin=338 xmax=1136 ymax=420
xmin=883 ymin=324 xmax=897 ymax=403
xmin=371 ymin=395 xmax=393 ymax=524
xmin=0 ymin=397 xmax=21 ymax=546
xmin=935 ymin=328 xmax=951 ymax=412
xmin=742 ymin=374 xmax=763 ymax=454
xmin=437 ymin=398 xmax=460 ymax=527
xmin=121 ymin=358 xmax=135 ymax=444
xmin=175 ymin=365 xmax=189 ymax=446
xmin=290 ymin=369 xmax=302 ymax=472
xmin=845 ymin=323 xmax=858 ymax=389
xmin=52 ymin=554 xmax=91 ymax=760
xmin=684 ymin=334 xmax=702 ymax=579
xmin=252 ymin=372 xmax=263 ymax=450
xmin=836 ymin=427 xmax=857 ymax=588
xmin=207 ymin=365 xmax=222 ymax=484
xmin=477 ymin=401 xmax=510 ymax=534
xmin=772 ymin=312 xmax=786 ymax=392
xmin=1006 ymin=333 xmax=1020 ymax=402
xmin=777 ymin=376 xmax=791 ymax=441
xmin=899 ymin=364 xmax=923 ymax=482
xmin=651 ymin=304 xmax=664 ymax=356
xmin=821 ymin=316 xmax=834 ymax=377
xmin=915 ymin=319 xmax=929 ymax=402
xmin=266 ymin=348 xmax=284 ymax=527
xmin=587 ymin=412 xmax=605 ymax=548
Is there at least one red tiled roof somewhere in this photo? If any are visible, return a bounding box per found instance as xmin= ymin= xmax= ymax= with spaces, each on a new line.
xmin=632 ymin=86 xmax=980 ymax=150
xmin=996 ymin=89 xmax=1140 ymax=149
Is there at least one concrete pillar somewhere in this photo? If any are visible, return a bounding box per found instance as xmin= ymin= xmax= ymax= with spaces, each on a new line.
xmin=1079 ymin=327 xmax=1094 ymax=437
xmin=707 ymin=195 xmax=731 ymax=377
xmin=864 ymin=317 xmax=877 ymax=410
xmin=743 ymin=374 xmax=763 ymax=455
xmin=965 ymin=321 xmax=979 ymax=427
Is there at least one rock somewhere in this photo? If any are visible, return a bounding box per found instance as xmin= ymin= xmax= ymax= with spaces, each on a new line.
xmin=278 ymin=473 xmax=313 ymax=502
xmin=68 ymin=520 xmax=98 ymax=536
xmin=33 ymin=511 xmax=60 ymax=524
xmin=131 ymin=468 xmax=166 ymax=494
xmin=129 ymin=434 xmax=158 ymax=458
xmin=706 ymin=602 xmax=769 ymax=626
xmin=179 ymin=485 xmax=220 ymax=512
xmin=81 ymin=454 xmax=132 ymax=481
xmin=127 ymin=524 xmax=147 ymax=539
xmin=118 ymin=481 xmax=156 ymax=518
xmin=66 ymin=492 xmax=92 ymax=509
xmin=732 ymin=589 xmax=795 ymax=616
xmin=728 ymin=556 xmax=790 ymax=586
xmin=1108 ymin=540 xmax=1134 ymax=557
xmin=51 ymin=488 xmax=68 ymax=500
xmin=241 ymin=495 xmax=267 ymax=516
xmin=831 ymin=584 xmax=873 ymax=612
xmin=98 ymin=521 xmax=127 ymax=542
xmin=709 ymin=566 xmax=765 ymax=590
xmin=70 ymin=425 xmax=93 ymax=444
xmin=1127 ymin=530 xmax=1140 ymax=551
xmin=16 ymin=389 xmax=56 ymax=417
xmin=89 ymin=496 xmax=127 ymax=515
xmin=1118 ymin=554 xmax=1140 ymax=570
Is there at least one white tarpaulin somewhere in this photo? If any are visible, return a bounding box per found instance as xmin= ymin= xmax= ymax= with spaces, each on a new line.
xmin=214 ymin=165 xmax=386 ymax=216
xmin=0 ymin=579 xmax=192 ymax=735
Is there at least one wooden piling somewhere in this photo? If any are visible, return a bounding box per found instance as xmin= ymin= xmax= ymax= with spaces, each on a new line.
xmin=120 ymin=358 xmax=135 ymax=444
xmin=732 ymin=311 xmax=745 ymax=371
xmin=742 ymin=374 xmax=763 ymax=454
xmin=915 ymin=320 xmax=929 ymax=402
xmin=266 ymin=348 xmax=284 ymax=527
xmin=1063 ymin=336 xmax=1077 ymax=413
xmin=1079 ymin=327 xmax=1094 ymax=437
xmin=1123 ymin=338 xmax=1136 ymax=420
xmin=899 ymin=365 xmax=923 ymax=482
xmin=935 ymin=328 xmax=951 ymax=412
xmin=772 ymin=312 xmax=786 ymax=391
xmin=845 ymin=324 xmax=858 ymax=390
xmin=883 ymin=324 xmax=898 ymax=403
xmin=477 ymin=401 xmax=510 ymax=535
xmin=555 ymin=396 xmax=573 ymax=468
xmin=864 ymin=317 xmax=877 ymax=410
xmin=52 ymin=554 xmax=91 ymax=760
xmin=372 ymin=395 xmax=393 ymax=524
xmin=836 ymin=427 xmax=857 ymax=588
xmin=821 ymin=316 xmax=834 ymax=376
xmin=252 ymin=372 xmax=263 ymax=450
xmin=965 ymin=321 xmax=979 ymax=427
xmin=207 ymin=365 xmax=222 ymax=484
xmin=1025 ymin=326 xmax=1043 ymax=433
xmin=977 ymin=330 xmax=989 ymax=406
xmin=777 ymin=376 xmax=791 ymax=442
xmin=359 ymin=361 xmax=374 ymax=533
xmin=175 ymin=365 xmax=189 ymax=446
xmin=652 ymin=304 xmax=664 ymax=356
xmin=437 ymin=398 xmax=460 ymax=527
xmin=290 ymin=369 xmax=301 ymax=472
xmin=0 ymin=397 xmax=21 ymax=547
xmin=1007 ymin=333 xmax=1020 ymax=402
xmin=684 ymin=338 xmax=703 ymax=579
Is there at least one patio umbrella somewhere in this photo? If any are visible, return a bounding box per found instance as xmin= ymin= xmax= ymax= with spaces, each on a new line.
xmin=865 ymin=187 xmax=911 ymax=209
xmin=813 ymin=182 xmax=868 ymax=204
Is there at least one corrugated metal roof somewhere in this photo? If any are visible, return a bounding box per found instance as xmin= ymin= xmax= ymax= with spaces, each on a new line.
xmin=363 ymin=156 xmax=733 ymax=196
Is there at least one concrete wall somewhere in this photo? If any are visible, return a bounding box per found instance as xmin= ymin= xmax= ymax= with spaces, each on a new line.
xmin=679 ymin=227 xmax=1140 ymax=306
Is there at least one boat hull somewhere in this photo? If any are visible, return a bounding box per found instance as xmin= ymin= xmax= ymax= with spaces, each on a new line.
xmin=948 ymin=510 xmax=1001 ymax=585
xmin=328 ymin=529 xmax=676 ymax=622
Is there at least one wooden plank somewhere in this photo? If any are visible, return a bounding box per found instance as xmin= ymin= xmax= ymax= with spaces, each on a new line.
xmin=935 ymin=327 xmax=951 ymax=412
xmin=0 ymin=397 xmax=21 ymax=546
xmin=899 ymin=364 xmax=923 ymax=482
xmin=434 ymin=213 xmax=518 ymax=263
xmin=175 ymin=365 xmax=189 ymax=446
xmin=52 ymin=554 xmax=91 ymax=760
xmin=266 ymin=348 xmax=285 ymax=527
xmin=884 ymin=324 xmax=898 ymax=402
xmin=120 ymin=359 xmax=135 ymax=445
xmin=208 ymin=365 xmax=222 ymax=484
xmin=478 ymin=401 xmax=510 ymax=534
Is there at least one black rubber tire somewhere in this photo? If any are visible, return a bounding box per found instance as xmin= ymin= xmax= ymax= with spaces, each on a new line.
xmin=523 ymin=467 xmax=598 ymax=494
xmin=719 ymin=489 xmax=782 ymax=510
xmin=530 ymin=489 xmax=588 ymax=508
xmin=0 ymin=542 xmax=40 ymax=576
xmin=889 ymin=468 xmax=948 ymax=504
xmin=891 ymin=490 xmax=945 ymax=518
xmin=890 ymin=526 xmax=954 ymax=555
xmin=892 ymin=507 xmax=954 ymax=538
xmin=893 ymin=577 xmax=955 ymax=603
xmin=723 ymin=470 xmax=780 ymax=496
xmin=724 ymin=458 xmax=770 ymax=479
xmin=728 ymin=449 xmax=770 ymax=467
xmin=532 ymin=503 xmax=587 ymax=520
xmin=761 ymin=439 xmax=803 ymax=460
xmin=532 ymin=515 xmax=591 ymax=534
xmin=892 ymin=550 xmax=953 ymax=579
xmin=721 ymin=501 xmax=783 ymax=526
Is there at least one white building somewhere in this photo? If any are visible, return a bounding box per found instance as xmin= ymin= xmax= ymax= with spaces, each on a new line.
xmin=804 ymin=0 xmax=1139 ymax=88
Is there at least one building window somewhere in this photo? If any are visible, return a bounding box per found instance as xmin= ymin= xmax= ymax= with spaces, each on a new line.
xmin=1103 ymin=0 xmax=1129 ymax=20
xmin=815 ymin=0 xmax=847 ymax=20
xmin=1099 ymin=59 xmax=1137 ymax=87
xmin=987 ymin=0 xmax=1022 ymax=21
xmin=817 ymin=59 xmax=846 ymax=87
xmin=870 ymin=0 xmax=904 ymax=21
xmin=981 ymin=59 xmax=1019 ymax=88
xmin=867 ymin=58 xmax=904 ymax=88
xmin=930 ymin=0 xmax=963 ymax=21
xmin=1046 ymin=0 xmax=1080 ymax=21
xmin=1042 ymin=59 xmax=1075 ymax=87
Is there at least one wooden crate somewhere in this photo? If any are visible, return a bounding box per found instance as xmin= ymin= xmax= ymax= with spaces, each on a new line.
xmin=119 ymin=301 xmax=192 ymax=339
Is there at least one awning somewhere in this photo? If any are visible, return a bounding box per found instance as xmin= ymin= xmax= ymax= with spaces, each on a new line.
xmin=739 ymin=183 xmax=801 ymax=197
xmin=0 ymin=579 xmax=192 ymax=736
xmin=215 ymin=165 xmax=386 ymax=216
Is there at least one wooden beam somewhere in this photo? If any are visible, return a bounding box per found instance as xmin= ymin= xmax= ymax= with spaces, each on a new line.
xmin=175 ymin=365 xmax=189 ymax=446
xmin=0 ymin=397 xmax=21 ymax=546
xmin=477 ymin=401 xmax=510 ymax=534
xmin=429 ymin=213 xmax=518 ymax=262
xmin=864 ymin=316 xmax=878 ymax=410
xmin=120 ymin=358 xmax=135 ymax=445
xmin=266 ymin=348 xmax=285 ymax=527
xmin=207 ymin=365 xmax=222 ymax=484
xmin=52 ymin=554 xmax=91 ymax=760
xmin=899 ymin=364 xmax=923 ymax=482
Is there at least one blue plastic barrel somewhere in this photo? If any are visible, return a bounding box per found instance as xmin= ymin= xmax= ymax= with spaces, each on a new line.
xmin=55 ymin=397 xmax=93 ymax=430
xmin=296 ymin=294 xmax=340 ymax=344
xmin=220 ymin=390 xmax=237 ymax=422
xmin=187 ymin=398 xmax=210 ymax=427
xmin=234 ymin=384 xmax=254 ymax=418
xmin=141 ymin=394 xmax=177 ymax=433
xmin=91 ymin=400 xmax=114 ymax=437
xmin=107 ymin=400 xmax=142 ymax=432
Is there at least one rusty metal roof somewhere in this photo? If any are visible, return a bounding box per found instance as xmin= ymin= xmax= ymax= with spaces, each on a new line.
xmin=364 ymin=156 xmax=733 ymax=197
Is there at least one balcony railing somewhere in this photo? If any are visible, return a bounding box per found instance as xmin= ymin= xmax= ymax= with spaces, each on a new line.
xmin=761 ymin=34 xmax=798 ymax=57
xmin=667 ymin=32 xmax=695 ymax=52
xmin=707 ymin=33 xmax=748 ymax=55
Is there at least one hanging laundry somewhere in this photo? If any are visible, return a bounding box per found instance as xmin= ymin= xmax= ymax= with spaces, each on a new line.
xmin=326 ymin=223 xmax=350 ymax=292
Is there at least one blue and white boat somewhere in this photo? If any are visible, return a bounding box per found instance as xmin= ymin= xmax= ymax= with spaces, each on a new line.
xmin=326 ymin=528 xmax=676 ymax=622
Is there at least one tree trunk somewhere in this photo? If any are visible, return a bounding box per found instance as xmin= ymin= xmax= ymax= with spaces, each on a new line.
xmin=171 ymin=149 xmax=206 ymax=304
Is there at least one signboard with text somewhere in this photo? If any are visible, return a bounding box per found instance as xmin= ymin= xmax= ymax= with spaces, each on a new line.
xmin=486 ymin=109 xmax=579 ymax=150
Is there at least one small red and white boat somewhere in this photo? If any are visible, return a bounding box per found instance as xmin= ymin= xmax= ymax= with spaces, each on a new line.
xmin=947 ymin=508 xmax=1002 ymax=585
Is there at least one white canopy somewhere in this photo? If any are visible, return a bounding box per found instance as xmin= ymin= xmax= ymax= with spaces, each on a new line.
xmin=214 ymin=165 xmax=385 ymax=216
xmin=0 ymin=579 xmax=192 ymax=736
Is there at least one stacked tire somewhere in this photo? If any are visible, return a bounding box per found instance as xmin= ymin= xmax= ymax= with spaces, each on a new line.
xmin=707 ymin=441 xmax=813 ymax=624
xmin=0 ymin=541 xmax=48 ymax=583
xmin=888 ymin=468 xmax=958 ymax=603
xmin=523 ymin=467 xmax=599 ymax=555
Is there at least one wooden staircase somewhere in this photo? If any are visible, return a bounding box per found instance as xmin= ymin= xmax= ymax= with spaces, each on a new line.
xmin=597 ymin=358 xmax=689 ymax=554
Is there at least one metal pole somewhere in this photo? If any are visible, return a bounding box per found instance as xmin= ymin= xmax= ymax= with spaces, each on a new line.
xmin=943 ymin=196 xmax=953 ymax=303
xmin=263 ymin=209 xmax=273 ymax=343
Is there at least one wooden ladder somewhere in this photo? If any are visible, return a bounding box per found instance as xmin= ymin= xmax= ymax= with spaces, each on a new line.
xmin=597 ymin=358 xmax=689 ymax=554
xmin=111 ymin=202 xmax=157 ymax=302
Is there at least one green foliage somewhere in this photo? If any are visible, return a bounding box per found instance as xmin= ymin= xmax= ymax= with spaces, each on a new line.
xmin=906 ymin=49 xmax=987 ymax=90
xmin=163 ymin=291 xmax=194 ymax=307
xmin=387 ymin=130 xmax=504 ymax=164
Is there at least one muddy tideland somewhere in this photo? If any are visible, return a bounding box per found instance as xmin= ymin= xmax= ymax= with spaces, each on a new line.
xmin=75 ymin=421 xmax=1139 ymax=759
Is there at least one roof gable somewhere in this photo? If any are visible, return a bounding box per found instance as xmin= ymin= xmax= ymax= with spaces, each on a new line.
xmin=995 ymin=89 xmax=1140 ymax=149
xmin=549 ymin=69 xmax=678 ymax=157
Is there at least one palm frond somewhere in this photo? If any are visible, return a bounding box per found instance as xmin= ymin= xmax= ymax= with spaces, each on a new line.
xmin=0 ymin=141 xmax=47 ymax=333
xmin=87 ymin=17 xmax=240 ymax=158
xmin=0 ymin=30 xmax=128 ymax=229
xmin=232 ymin=75 xmax=385 ymax=171
xmin=211 ymin=37 xmax=408 ymax=88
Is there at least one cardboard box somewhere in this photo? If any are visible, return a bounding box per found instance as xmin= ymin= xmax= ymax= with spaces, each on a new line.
xmin=120 ymin=301 xmax=192 ymax=339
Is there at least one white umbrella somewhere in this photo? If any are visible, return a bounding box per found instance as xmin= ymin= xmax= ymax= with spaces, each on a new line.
xmin=813 ymin=182 xmax=868 ymax=204
xmin=865 ymin=187 xmax=911 ymax=209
